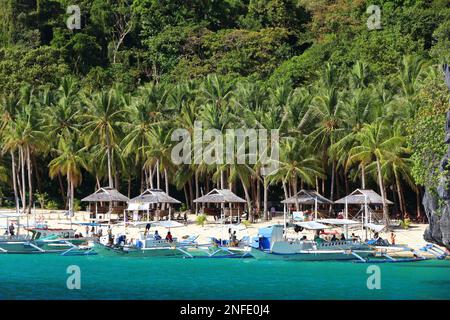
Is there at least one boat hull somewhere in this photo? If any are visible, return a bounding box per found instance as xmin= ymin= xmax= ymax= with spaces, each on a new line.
xmin=250 ymin=247 xmax=372 ymax=261
xmin=93 ymin=243 xmax=187 ymax=257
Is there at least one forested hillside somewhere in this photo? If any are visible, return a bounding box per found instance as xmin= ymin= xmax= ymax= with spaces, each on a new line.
xmin=0 ymin=0 xmax=449 ymax=220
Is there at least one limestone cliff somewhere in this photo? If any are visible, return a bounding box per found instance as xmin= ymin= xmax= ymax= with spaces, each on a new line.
xmin=422 ymin=65 xmax=450 ymax=250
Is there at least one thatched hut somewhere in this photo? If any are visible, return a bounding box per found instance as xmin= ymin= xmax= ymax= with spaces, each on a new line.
xmin=334 ymin=189 xmax=393 ymax=205
xmin=126 ymin=189 xmax=182 ymax=221
xmin=335 ymin=189 xmax=394 ymax=238
xmin=81 ymin=187 xmax=129 ymax=221
xmin=281 ymin=189 xmax=333 ymax=220
xmin=193 ymin=189 xmax=246 ymax=223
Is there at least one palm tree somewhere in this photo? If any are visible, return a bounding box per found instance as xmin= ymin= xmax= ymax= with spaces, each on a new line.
xmin=348 ymin=121 xmax=404 ymax=228
xmin=310 ymin=85 xmax=345 ymax=206
xmin=81 ymin=88 xmax=125 ymax=188
xmin=49 ymin=137 xmax=87 ymax=215
xmin=269 ymin=138 xmax=324 ymax=211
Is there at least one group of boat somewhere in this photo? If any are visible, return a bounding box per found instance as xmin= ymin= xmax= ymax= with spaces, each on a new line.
xmin=1 ymin=188 xmax=448 ymax=262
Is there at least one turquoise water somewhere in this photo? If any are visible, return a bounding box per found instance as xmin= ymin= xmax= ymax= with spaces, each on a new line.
xmin=1 ymin=254 xmax=449 ymax=300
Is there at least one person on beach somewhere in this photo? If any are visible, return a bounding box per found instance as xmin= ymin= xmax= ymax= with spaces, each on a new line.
xmin=107 ymin=226 xmax=113 ymax=244
xmin=8 ymin=223 xmax=15 ymax=237
xmin=85 ymin=226 xmax=89 ymax=237
xmin=231 ymin=231 xmax=238 ymax=246
xmin=390 ymin=232 xmax=396 ymax=245
xmin=145 ymin=223 xmax=151 ymax=236
xmin=165 ymin=231 xmax=173 ymax=243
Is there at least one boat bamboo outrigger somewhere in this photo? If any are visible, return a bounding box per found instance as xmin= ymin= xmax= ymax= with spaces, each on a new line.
xmin=0 ymin=213 xmax=95 ymax=255
xmin=93 ymin=190 xmax=199 ymax=257
xmin=251 ymin=191 xmax=373 ymax=261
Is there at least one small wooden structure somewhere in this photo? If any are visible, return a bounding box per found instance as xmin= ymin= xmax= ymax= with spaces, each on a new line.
xmin=193 ymin=189 xmax=247 ymax=223
xmin=335 ymin=189 xmax=393 ymax=238
xmin=81 ymin=187 xmax=129 ymax=221
xmin=281 ymin=190 xmax=333 ymax=220
xmin=126 ymin=189 xmax=181 ymax=221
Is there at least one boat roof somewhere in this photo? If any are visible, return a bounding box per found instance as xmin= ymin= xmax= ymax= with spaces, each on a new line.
xmin=116 ymin=220 xmax=184 ymax=228
xmin=294 ymin=221 xmax=332 ymax=230
xmin=364 ymin=223 xmax=386 ymax=232
xmin=193 ymin=189 xmax=246 ymax=204
xmin=58 ymin=221 xmax=110 ymax=227
xmin=316 ymin=218 xmax=360 ymax=226
xmin=281 ymin=190 xmax=333 ymax=204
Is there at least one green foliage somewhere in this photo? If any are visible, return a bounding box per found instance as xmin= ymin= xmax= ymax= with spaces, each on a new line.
xmin=0 ymin=46 xmax=69 ymax=94
xmin=196 ymin=214 xmax=208 ymax=227
xmin=407 ymin=68 xmax=450 ymax=191
xmin=173 ymin=27 xmax=293 ymax=80
xmin=241 ymin=219 xmax=251 ymax=227
xmin=45 ymin=199 xmax=59 ymax=210
xmin=35 ymin=191 xmax=49 ymax=209
xmin=73 ymin=198 xmax=81 ymax=211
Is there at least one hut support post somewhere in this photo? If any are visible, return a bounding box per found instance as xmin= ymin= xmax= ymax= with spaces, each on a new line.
xmin=230 ymin=203 xmax=232 ymax=225
xmin=364 ymin=195 xmax=368 ymax=240
xmin=314 ymin=197 xmax=318 ymax=221
xmin=345 ymin=197 xmax=349 ymax=239
xmin=283 ymin=203 xmax=287 ymax=240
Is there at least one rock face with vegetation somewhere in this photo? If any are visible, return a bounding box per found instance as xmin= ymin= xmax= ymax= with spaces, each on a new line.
xmin=422 ymin=67 xmax=450 ymax=250
xmin=423 ymin=186 xmax=450 ymax=249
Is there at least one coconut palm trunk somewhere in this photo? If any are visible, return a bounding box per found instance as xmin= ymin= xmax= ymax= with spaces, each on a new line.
xmin=263 ymin=176 xmax=268 ymax=220
xmin=105 ymin=134 xmax=114 ymax=188
xmin=292 ymin=177 xmax=299 ymax=211
xmin=239 ymin=173 xmax=252 ymax=222
xmin=376 ymin=158 xmax=390 ymax=228
xmin=329 ymin=160 xmax=336 ymax=214
xmin=10 ymin=151 xmax=19 ymax=214
xmin=20 ymin=146 xmax=26 ymax=213
xmin=361 ymin=163 xmax=366 ymax=189
xmin=26 ymin=145 xmax=33 ymax=214
xmin=195 ymin=171 xmax=199 ymax=214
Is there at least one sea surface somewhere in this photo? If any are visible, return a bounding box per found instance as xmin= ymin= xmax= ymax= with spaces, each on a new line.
xmin=1 ymin=254 xmax=449 ymax=300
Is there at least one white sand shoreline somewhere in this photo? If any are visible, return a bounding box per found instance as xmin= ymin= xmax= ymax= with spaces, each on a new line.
xmin=2 ymin=208 xmax=448 ymax=259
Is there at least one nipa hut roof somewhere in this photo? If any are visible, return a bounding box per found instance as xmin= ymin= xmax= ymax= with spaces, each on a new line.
xmin=193 ymin=189 xmax=246 ymax=204
xmin=129 ymin=189 xmax=181 ymax=204
xmin=81 ymin=187 xmax=129 ymax=202
xmin=334 ymin=189 xmax=393 ymax=205
xmin=281 ymin=190 xmax=333 ymax=205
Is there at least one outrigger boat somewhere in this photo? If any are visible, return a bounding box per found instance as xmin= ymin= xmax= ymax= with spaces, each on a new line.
xmin=188 ymin=224 xmax=253 ymax=259
xmin=93 ymin=220 xmax=199 ymax=257
xmin=0 ymin=214 xmax=95 ymax=255
xmin=250 ymin=223 xmax=374 ymax=261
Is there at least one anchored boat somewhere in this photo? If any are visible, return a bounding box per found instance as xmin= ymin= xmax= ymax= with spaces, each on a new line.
xmin=93 ymin=220 xmax=198 ymax=257
xmin=250 ymin=224 xmax=373 ymax=261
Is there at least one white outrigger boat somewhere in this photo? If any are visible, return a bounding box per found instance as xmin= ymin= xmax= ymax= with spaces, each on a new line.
xmin=93 ymin=220 xmax=199 ymax=257
xmin=0 ymin=213 xmax=95 ymax=255
xmin=250 ymin=223 xmax=373 ymax=261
